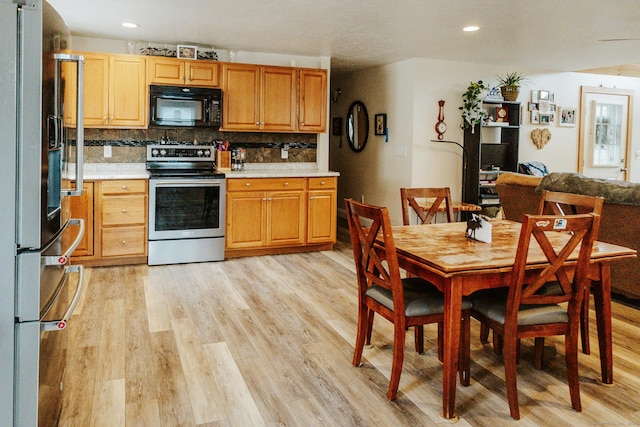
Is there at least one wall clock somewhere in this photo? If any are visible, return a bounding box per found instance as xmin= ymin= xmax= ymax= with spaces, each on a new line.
xmin=435 ymin=100 xmax=447 ymax=140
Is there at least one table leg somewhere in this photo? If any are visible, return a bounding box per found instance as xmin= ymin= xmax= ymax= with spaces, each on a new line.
xmin=441 ymin=277 xmax=462 ymax=421
xmin=592 ymin=262 xmax=613 ymax=384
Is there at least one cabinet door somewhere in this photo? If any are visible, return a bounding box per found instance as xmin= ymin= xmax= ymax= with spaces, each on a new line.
xmin=298 ymin=69 xmax=327 ymax=132
xmin=147 ymin=57 xmax=185 ymax=85
xmin=109 ymin=55 xmax=146 ymax=127
xmin=222 ymin=63 xmax=261 ymax=130
xmin=61 ymin=61 xmax=78 ymax=127
xmin=267 ymin=190 xmax=305 ymax=246
xmin=307 ymin=190 xmax=336 ymax=243
xmin=68 ymin=182 xmax=94 ymax=257
xmin=186 ymin=62 xmax=219 ymax=87
xmin=261 ymin=66 xmax=296 ymax=131
xmin=82 ymin=53 xmax=110 ymax=127
xmin=226 ymin=191 xmax=266 ymax=248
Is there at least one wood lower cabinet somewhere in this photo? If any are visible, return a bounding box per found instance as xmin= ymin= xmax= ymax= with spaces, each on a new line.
xmin=307 ymin=177 xmax=336 ymax=243
xmin=147 ymin=57 xmax=219 ymax=87
xmin=225 ymin=176 xmax=337 ymax=257
xmin=72 ymin=179 xmax=148 ymax=266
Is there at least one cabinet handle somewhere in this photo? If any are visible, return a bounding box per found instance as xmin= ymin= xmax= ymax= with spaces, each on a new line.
xmin=262 ymin=197 xmax=267 ymax=201
xmin=109 ymin=116 xmax=114 ymax=122
xmin=121 ymin=185 xmax=127 ymax=189
xmin=245 ymin=183 xmax=251 ymax=187
xmin=121 ymin=209 xmax=127 ymax=213
xmin=268 ymin=197 xmax=273 ymax=201
xmin=121 ymin=240 xmax=126 ymax=245
xmin=103 ymin=116 xmax=108 ymax=123
xmin=320 ymin=181 xmax=326 ymax=185
xmin=284 ymin=182 xmax=289 ymax=186
xmin=255 ymin=122 xmax=260 ymax=125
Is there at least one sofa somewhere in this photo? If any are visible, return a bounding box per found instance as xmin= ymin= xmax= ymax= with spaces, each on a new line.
xmin=496 ymin=171 xmax=640 ymax=302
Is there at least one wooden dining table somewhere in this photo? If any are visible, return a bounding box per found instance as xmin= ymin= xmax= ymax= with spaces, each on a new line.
xmin=388 ymin=220 xmax=637 ymax=421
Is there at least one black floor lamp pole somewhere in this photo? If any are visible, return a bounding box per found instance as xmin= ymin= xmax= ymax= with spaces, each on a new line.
xmin=431 ymin=139 xmax=468 ymax=203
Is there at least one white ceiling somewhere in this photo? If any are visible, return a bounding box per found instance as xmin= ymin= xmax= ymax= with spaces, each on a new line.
xmin=48 ymin=0 xmax=640 ymax=76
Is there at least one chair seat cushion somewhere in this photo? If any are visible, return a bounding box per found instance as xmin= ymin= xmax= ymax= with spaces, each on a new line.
xmin=471 ymin=288 xmax=568 ymax=326
xmin=366 ymin=277 xmax=472 ymax=317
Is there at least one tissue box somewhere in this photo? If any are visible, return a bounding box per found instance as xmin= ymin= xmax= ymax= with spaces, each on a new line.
xmin=466 ymin=214 xmax=492 ymax=243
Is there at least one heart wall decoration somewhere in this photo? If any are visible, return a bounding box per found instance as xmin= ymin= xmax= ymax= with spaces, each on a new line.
xmin=531 ymin=128 xmax=552 ymax=149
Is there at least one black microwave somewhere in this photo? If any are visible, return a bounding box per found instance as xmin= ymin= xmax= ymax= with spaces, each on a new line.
xmin=149 ymin=85 xmax=222 ymax=128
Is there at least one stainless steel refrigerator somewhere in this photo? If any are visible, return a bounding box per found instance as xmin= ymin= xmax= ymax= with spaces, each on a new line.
xmin=0 ymin=0 xmax=85 ymax=425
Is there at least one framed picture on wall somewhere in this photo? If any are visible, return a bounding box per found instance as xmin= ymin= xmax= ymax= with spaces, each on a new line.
xmin=375 ymin=113 xmax=387 ymax=135
xmin=177 ymin=45 xmax=197 ymax=59
xmin=559 ymin=107 xmax=577 ymax=127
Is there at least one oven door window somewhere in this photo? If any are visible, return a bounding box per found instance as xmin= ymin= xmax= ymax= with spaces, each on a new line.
xmin=154 ymin=97 xmax=204 ymax=126
xmin=154 ymin=185 xmax=220 ymax=231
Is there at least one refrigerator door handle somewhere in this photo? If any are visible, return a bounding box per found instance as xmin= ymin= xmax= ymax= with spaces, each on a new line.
xmin=42 ymin=218 xmax=84 ymax=266
xmin=41 ymin=264 xmax=85 ymax=332
xmin=55 ymin=53 xmax=85 ymax=197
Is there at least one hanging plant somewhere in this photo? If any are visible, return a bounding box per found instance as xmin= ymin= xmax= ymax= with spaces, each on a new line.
xmin=460 ymin=80 xmax=488 ymax=133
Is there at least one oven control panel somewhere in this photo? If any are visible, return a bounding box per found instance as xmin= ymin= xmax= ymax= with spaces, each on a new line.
xmin=147 ymin=145 xmax=214 ymax=161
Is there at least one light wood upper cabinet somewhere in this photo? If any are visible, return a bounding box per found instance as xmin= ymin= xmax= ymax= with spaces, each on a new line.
xmin=222 ymin=63 xmax=261 ymax=130
xmin=222 ymin=63 xmax=297 ymax=131
xmin=66 ymin=53 xmax=147 ymax=128
xmin=298 ymin=69 xmax=327 ymax=133
xmin=147 ymin=57 xmax=219 ymax=87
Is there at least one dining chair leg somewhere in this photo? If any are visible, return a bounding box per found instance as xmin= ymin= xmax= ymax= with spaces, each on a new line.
xmin=352 ymin=306 xmax=370 ymax=367
xmin=415 ymin=326 xmax=424 ymax=354
xmin=493 ymin=332 xmax=504 ymax=355
xmin=566 ymin=329 xmax=583 ymax=412
xmin=437 ymin=322 xmax=444 ymax=362
xmin=459 ymin=311 xmax=471 ymax=386
xmin=365 ymin=309 xmax=374 ymax=346
xmin=387 ymin=322 xmax=407 ymax=400
xmin=503 ymin=337 xmax=521 ymax=420
xmin=581 ymin=284 xmax=591 ymax=355
xmin=479 ymin=323 xmax=490 ymax=343
xmin=534 ymin=337 xmax=545 ymax=369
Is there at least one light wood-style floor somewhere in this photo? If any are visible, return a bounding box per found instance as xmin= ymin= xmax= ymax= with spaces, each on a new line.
xmin=59 ymin=229 xmax=640 ymax=426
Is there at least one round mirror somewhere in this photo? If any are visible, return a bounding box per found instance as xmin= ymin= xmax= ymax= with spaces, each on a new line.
xmin=346 ymin=101 xmax=369 ymax=152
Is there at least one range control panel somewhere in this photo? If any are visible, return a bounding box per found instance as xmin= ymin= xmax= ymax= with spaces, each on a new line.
xmin=147 ymin=145 xmax=214 ymax=161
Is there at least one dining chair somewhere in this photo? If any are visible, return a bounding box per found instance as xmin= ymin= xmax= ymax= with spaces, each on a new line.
xmin=469 ymin=212 xmax=600 ymax=419
xmin=345 ymin=198 xmax=472 ymax=400
xmin=479 ymin=190 xmax=604 ymax=361
xmin=400 ymin=187 xmax=454 ymax=225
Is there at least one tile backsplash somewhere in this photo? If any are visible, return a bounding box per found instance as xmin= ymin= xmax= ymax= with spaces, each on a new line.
xmin=70 ymin=128 xmax=317 ymax=163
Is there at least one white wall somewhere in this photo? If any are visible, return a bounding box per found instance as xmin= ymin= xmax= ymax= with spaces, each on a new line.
xmin=330 ymin=58 xmax=640 ymax=225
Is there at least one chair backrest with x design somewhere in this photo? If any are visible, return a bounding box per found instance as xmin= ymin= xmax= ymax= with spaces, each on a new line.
xmin=506 ymin=213 xmax=600 ymax=327
xmin=400 ymin=187 xmax=454 ymax=225
xmin=538 ymin=190 xmax=604 ymax=217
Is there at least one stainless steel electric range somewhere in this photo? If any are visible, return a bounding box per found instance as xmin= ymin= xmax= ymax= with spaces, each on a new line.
xmin=146 ymin=144 xmax=226 ymax=265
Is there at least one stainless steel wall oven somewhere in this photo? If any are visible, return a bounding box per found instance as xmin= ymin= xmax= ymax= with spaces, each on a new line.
xmin=147 ymin=144 xmax=225 ymax=265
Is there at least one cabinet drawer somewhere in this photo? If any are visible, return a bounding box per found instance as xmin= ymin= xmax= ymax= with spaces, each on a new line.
xmin=308 ymin=177 xmax=336 ymax=190
xmin=101 ymin=226 xmax=146 ymax=257
xmin=101 ymin=195 xmax=146 ymax=225
xmin=101 ymin=180 xmax=147 ymax=195
xmin=227 ymin=178 xmax=306 ymax=192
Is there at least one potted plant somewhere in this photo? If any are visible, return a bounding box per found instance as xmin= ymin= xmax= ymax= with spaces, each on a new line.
xmin=497 ymin=72 xmax=527 ymax=101
xmin=460 ymin=80 xmax=488 ymax=133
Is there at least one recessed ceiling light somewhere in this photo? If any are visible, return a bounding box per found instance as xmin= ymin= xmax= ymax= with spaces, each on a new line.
xmin=463 ymin=26 xmax=480 ymax=32
xmin=121 ymin=22 xmax=138 ymax=28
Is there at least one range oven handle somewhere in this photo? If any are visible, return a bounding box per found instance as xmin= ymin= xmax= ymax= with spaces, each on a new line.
xmin=41 ymin=264 xmax=85 ymax=332
xmin=152 ymin=179 xmax=225 ymax=187
xmin=55 ymin=53 xmax=85 ymax=197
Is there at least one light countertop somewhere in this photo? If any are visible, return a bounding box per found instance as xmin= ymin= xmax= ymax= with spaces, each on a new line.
xmin=75 ymin=162 xmax=338 ymax=180
xmin=80 ymin=163 xmax=149 ymax=180
xmin=224 ymin=163 xmax=339 ymax=178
